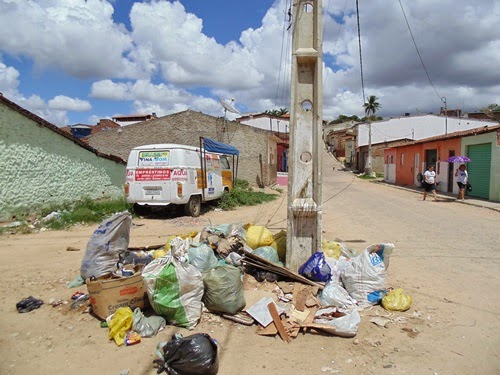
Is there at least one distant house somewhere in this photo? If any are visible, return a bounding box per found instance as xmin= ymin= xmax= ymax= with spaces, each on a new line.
xmin=88 ymin=109 xmax=282 ymax=186
xmin=0 ymin=94 xmax=126 ymax=219
xmin=112 ymin=113 xmax=157 ymax=126
xmin=384 ymin=125 xmax=500 ymax=202
xmin=323 ymin=122 xmax=358 ymax=167
xmin=357 ymin=114 xmax=494 ymax=173
xmin=61 ymin=119 xmax=121 ymax=139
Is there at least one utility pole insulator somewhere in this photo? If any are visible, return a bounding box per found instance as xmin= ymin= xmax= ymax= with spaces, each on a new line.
xmin=286 ymin=0 xmax=323 ymax=272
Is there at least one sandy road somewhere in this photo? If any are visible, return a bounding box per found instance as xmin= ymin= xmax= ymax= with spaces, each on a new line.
xmin=0 ymin=149 xmax=498 ymax=375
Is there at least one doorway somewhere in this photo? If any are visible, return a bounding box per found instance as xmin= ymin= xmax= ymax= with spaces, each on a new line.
xmin=447 ymin=150 xmax=455 ymax=192
xmin=425 ymin=149 xmax=437 ymax=169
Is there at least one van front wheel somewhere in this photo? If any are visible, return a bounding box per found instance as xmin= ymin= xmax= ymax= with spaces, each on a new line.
xmin=185 ymin=195 xmax=201 ymax=217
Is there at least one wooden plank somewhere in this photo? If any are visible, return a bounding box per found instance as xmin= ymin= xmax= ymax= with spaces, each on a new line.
xmin=241 ymin=250 xmax=324 ymax=289
xmin=256 ymin=322 xmax=278 ymax=336
xmin=267 ymin=302 xmax=291 ymax=343
xmin=295 ymin=285 xmax=310 ymax=312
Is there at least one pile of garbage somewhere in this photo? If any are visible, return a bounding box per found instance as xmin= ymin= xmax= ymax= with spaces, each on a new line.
xmin=16 ymin=211 xmax=411 ymax=372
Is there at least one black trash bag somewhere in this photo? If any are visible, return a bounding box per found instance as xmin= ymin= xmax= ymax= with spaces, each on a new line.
xmin=154 ymin=333 xmax=219 ymax=375
xmin=16 ymin=296 xmax=43 ymax=313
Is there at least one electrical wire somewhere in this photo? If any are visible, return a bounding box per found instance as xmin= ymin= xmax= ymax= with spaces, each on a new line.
xmin=274 ymin=0 xmax=289 ymax=107
xmin=355 ymin=0 xmax=366 ymax=103
xmin=398 ymin=0 xmax=442 ymax=102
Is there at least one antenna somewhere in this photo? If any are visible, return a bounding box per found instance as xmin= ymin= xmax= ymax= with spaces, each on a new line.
xmin=218 ymin=97 xmax=240 ymax=115
xmin=217 ymin=97 xmax=240 ymax=138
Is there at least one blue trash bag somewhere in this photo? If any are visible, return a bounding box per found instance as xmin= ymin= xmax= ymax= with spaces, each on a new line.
xmin=298 ymin=252 xmax=331 ymax=282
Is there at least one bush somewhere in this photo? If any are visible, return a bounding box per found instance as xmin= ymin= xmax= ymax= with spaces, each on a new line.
xmin=217 ymin=180 xmax=279 ymax=210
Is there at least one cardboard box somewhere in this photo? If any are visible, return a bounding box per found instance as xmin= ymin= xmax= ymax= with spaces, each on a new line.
xmin=86 ymin=272 xmax=147 ymax=320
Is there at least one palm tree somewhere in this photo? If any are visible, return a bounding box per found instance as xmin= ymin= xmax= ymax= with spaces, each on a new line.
xmin=264 ymin=108 xmax=289 ymax=117
xmin=363 ymin=95 xmax=381 ymax=175
xmin=363 ymin=95 xmax=381 ymax=120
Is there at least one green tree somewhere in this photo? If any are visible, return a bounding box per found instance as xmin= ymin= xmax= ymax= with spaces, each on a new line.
xmin=264 ymin=108 xmax=289 ymax=117
xmin=329 ymin=114 xmax=361 ymax=124
xmin=362 ymin=95 xmax=381 ymax=175
xmin=363 ymin=95 xmax=381 ymax=120
xmin=481 ymin=103 xmax=500 ymax=122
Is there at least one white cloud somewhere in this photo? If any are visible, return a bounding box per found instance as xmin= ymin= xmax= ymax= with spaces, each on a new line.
xmin=0 ymin=0 xmax=139 ymax=79
xmin=1 ymin=0 xmax=499 ymax=124
xmin=48 ymin=95 xmax=91 ymax=111
xmin=91 ymin=78 xmax=221 ymax=117
xmin=0 ymin=61 xmax=21 ymax=99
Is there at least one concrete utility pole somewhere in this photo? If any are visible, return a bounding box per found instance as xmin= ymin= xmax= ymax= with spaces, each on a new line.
xmin=286 ymin=0 xmax=323 ymax=272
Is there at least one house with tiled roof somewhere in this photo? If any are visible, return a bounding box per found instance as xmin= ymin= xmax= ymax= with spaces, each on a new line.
xmin=357 ymin=114 xmax=494 ymax=173
xmin=88 ymin=109 xmax=282 ymax=186
xmin=0 ymin=93 xmax=126 ymax=219
xmin=384 ymin=125 xmax=500 ymax=201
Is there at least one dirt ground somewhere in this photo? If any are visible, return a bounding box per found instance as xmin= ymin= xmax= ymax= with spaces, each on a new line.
xmin=1 ymin=152 xmax=499 ymax=375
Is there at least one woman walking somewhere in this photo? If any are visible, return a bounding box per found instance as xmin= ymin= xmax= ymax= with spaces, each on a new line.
xmin=423 ymin=165 xmax=438 ymax=201
xmin=455 ymin=164 xmax=468 ymax=201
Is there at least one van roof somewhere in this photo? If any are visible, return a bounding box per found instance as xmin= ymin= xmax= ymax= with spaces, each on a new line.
xmin=132 ymin=143 xmax=200 ymax=151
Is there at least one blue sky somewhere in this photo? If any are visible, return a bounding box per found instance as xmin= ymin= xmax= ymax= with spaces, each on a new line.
xmin=0 ymin=0 xmax=498 ymax=127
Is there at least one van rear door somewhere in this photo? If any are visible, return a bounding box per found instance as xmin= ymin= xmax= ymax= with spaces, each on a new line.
xmin=131 ymin=149 xmax=171 ymax=204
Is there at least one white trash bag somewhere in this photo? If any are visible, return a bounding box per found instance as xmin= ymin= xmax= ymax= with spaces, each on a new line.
xmin=341 ymin=243 xmax=394 ymax=307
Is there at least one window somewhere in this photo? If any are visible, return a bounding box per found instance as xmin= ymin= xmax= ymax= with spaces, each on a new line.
xmin=220 ymin=156 xmax=230 ymax=170
xmin=401 ymin=153 xmax=405 ymax=166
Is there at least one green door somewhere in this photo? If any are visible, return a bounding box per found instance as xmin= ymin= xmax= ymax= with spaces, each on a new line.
xmin=467 ymin=143 xmax=492 ymax=199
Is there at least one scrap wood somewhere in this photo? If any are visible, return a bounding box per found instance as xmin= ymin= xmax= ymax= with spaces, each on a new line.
xmin=241 ymin=251 xmax=324 ymax=289
xmin=128 ymin=243 xmax=166 ymax=251
xmin=306 ymin=294 xmax=321 ymax=308
xmin=303 ymin=322 xmax=337 ymax=335
xmin=256 ymin=322 xmax=278 ymax=336
xmin=295 ymin=285 xmax=310 ymax=312
xmin=276 ymin=281 xmax=295 ymax=294
xmin=290 ymin=308 xmax=311 ymax=323
xmin=268 ymin=302 xmax=291 ymax=343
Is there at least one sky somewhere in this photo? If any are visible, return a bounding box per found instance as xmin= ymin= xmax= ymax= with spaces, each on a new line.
xmin=0 ymin=0 xmax=499 ymax=127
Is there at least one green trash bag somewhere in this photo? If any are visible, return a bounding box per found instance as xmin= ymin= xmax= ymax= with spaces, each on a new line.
xmin=202 ymin=265 xmax=246 ymax=315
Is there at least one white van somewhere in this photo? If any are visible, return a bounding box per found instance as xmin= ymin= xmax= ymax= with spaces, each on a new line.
xmin=125 ymin=142 xmax=237 ymax=216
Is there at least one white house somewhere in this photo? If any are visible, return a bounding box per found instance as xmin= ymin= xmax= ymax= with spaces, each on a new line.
xmin=357 ymin=114 xmax=494 ymax=147
xmin=236 ymin=113 xmax=290 ymax=134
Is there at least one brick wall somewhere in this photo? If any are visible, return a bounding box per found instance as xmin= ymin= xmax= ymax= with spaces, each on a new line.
xmin=88 ymin=110 xmax=276 ymax=186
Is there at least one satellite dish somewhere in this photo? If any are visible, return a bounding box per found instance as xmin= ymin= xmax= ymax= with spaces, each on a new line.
xmin=218 ymin=97 xmax=240 ymax=114
xmin=217 ymin=97 xmax=240 ymax=139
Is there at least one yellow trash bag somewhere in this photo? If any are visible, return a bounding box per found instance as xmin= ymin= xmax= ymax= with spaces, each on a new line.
xmin=108 ymin=307 xmax=133 ymax=346
xmin=321 ymin=240 xmax=342 ymax=259
xmin=273 ymin=230 xmax=287 ymax=261
xmin=246 ymin=225 xmax=274 ymax=250
xmin=382 ymin=288 xmax=412 ymax=311
xmin=153 ymin=249 xmax=167 ymax=259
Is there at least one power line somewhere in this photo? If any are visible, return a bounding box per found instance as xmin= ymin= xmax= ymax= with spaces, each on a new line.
xmin=355 ymin=0 xmax=366 ymax=103
xmin=274 ymin=1 xmax=290 ymax=107
xmin=398 ymin=0 xmax=442 ymax=102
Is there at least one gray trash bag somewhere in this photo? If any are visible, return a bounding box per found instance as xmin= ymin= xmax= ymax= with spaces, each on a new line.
xmin=188 ymin=243 xmax=218 ymax=273
xmin=253 ymin=246 xmax=282 ymax=265
xmin=80 ymin=211 xmax=132 ymax=280
xmin=203 ymin=265 xmax=246 ymax=315
xmin=132 ymin=308 xmax=166 ymax=337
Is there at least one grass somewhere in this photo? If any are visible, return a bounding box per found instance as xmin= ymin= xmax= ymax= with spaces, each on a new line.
xmin=357 ymin=172 xmax=384 ymax=180
xmin=43 ymin=197 xmax=132 ymax=230
xmin=1 ymin=181 xmax=280 ymax=233
xmin=217 ymin=179 xmax=279 ymax=210
xmin=0 ymin=196 xmax=132 ymax=234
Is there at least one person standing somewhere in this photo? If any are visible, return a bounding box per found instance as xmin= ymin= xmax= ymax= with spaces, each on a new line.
xmin=423 ymin=165 xmax=438 ymax=201
xmin=455 ymin=164 xmax=468 ymax=201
